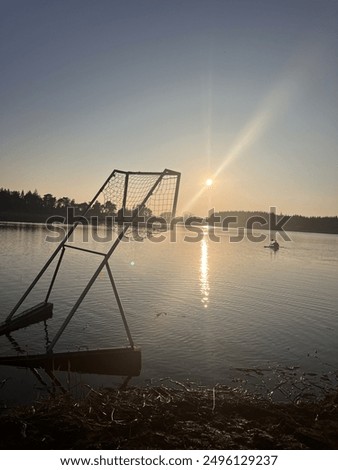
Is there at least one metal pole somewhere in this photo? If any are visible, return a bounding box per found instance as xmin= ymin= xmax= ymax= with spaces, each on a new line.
xmin=6 ymin=170 xmax=117 ymax=322
xmin=171 ymin=172 xmax=181 ymax=218
xmin=47 ymin=172 xmax=165 ymax=352
xmin=64 ymin=244 xmax=106 ymax=257
xmin=105 ymin=262 xmax=134 ymax=349
xmin=44 ymin=247 xmax=65 ymax=303
xmin=47 ymin=222 xmax=131 ymax=352
xmin=122 ymin=172 xmax=129 ymax=213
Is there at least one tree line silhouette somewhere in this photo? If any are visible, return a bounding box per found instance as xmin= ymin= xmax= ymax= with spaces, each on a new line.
xmin=212 ymin=211 xmax=338 ymax=235
xmin=0 ymin=188 xmax=156 ymax=223
xmin=0 ymin=188 xmax=337 ymax=233
xmin=0 ymin=188 xmax=110 ymax=218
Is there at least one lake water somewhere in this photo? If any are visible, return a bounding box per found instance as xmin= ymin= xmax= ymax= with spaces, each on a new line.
xmin=0 ymin=222 xmax=337 ymax=405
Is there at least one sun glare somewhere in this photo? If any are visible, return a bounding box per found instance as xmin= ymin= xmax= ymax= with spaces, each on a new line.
xmin=205 ymin=178 xmax=213 ymax=187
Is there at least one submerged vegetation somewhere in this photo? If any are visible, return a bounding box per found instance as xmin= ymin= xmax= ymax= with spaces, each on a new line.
xmin=0 ymin=383 xmax=337 ymax=450
xmin=1 ymin=367 xmax=338 ymax=449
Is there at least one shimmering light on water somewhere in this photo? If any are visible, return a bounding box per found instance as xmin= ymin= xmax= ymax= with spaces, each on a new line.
xmin=200 ymin=236 xmax=210 ymax=308
xmin=0 ymin=223 xmax=337 ymax=404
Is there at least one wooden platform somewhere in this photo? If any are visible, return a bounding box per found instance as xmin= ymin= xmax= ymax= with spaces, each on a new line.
xmin=0 ymin=347 xmax=142 ymax=376
xmin=0 ymin=302 xmax=53 ymax=336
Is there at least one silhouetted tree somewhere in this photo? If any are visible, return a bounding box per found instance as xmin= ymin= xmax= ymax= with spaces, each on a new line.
xmin=24 ymin=190 xmax=43 ymax=211
xmin=56 ymin=197 xmax=71 ymax=209
xmin=43 ymin=193 xmax=56 ymax=211
xmin=75 ymin=202 xmax=88 ymax=214
xmin=90 ymin=201 xmax=103 ymax=216
xmin=103 ymin=201 xmax=117 ymax=215
xmin=134 ymin=205 xmax=152 ymax=219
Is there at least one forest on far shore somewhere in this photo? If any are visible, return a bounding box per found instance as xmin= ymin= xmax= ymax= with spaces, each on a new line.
xmin=0 ymin=187 xmax=337 ymax=234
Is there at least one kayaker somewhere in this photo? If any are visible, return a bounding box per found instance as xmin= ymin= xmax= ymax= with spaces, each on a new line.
xmin=270 ymin=239 xmax=279 ymax=249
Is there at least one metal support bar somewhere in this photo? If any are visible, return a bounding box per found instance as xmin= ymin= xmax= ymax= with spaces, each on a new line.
xmin=47 ymin=224 xmax=131 ymax=352
xmin=7 ymin=241 xmax=63 ymax=322
xmin=115 ymin=170 xmax=162 ymax=176
xmin=172 ymin=172 xmax=181 ymax=218
xmin=45 ymin=247 xmax=65 ymax=303
xmin=64 ymin=244 xmax=106 ymax=257
xmin=43 ymin=368 xmax=67 ymax=394
xmin=105 ymin=262 xmax=134 ymax=349
xmin=122 ymin=172 xmax=129 ymax=212
xmin=47 ymin=173 xmax=165 ymax=352
xmin=6 ymin=170 xmax=117 ymax=322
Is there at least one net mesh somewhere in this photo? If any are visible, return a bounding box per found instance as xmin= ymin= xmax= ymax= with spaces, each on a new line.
xmin=102 ymin=170 xmax=179 ymax=221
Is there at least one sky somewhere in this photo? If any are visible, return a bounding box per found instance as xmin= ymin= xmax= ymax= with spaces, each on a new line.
xmin=1 ymin=0 xmax=338 ymax=216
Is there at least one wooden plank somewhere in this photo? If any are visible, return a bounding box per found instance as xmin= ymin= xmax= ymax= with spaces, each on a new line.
xmin=0 ymin=347 xmax=142 ymax=376
xmin=0 ymin=302 xmax=53 ymax=336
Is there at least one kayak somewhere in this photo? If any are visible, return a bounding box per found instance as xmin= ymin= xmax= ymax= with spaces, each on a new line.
xmin=264 ymin=245 xmax=279 ymax=251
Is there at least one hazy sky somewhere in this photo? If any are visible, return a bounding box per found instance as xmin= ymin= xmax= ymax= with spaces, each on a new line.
xmin=1 ymin=0 xmax=337 ymax=216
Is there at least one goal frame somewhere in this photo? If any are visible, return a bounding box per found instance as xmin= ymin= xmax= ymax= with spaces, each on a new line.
xmin=6 ymin=169 xmax=181 ymax=352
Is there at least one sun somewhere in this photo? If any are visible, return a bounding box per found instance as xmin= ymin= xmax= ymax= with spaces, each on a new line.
xmin=205 ymin=178 xmax=213 ymax=187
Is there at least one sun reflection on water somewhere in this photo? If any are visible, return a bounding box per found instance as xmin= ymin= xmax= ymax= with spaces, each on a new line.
xmin=200 ymin=237 xmax=210 ymax=308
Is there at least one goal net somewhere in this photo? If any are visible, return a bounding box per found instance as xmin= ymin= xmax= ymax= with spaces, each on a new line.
xmin=102 ymin=169 xmax=180 ymax=223
xmin=5 ymin=167 xmax=181 ymax=353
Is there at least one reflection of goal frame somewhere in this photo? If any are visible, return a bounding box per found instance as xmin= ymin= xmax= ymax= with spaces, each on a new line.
xmin=6 ymin=169 xmax=181 ymax=353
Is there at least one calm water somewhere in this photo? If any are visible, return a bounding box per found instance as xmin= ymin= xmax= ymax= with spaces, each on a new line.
xmin=0 ymin=223 xmax=337 ymax=404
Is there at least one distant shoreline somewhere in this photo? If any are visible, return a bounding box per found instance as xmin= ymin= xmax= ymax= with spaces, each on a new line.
xmin=1 ymin=211 xmax=338 ymax=235
xmin=1 ymin=187 xmax=337 ymax=234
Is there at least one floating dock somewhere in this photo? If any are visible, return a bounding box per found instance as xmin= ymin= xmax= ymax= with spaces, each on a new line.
xmin=0 ymin=302 xmax=53 ymax=336
xmin=0 ymin=347 xmax=141 ymax=376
